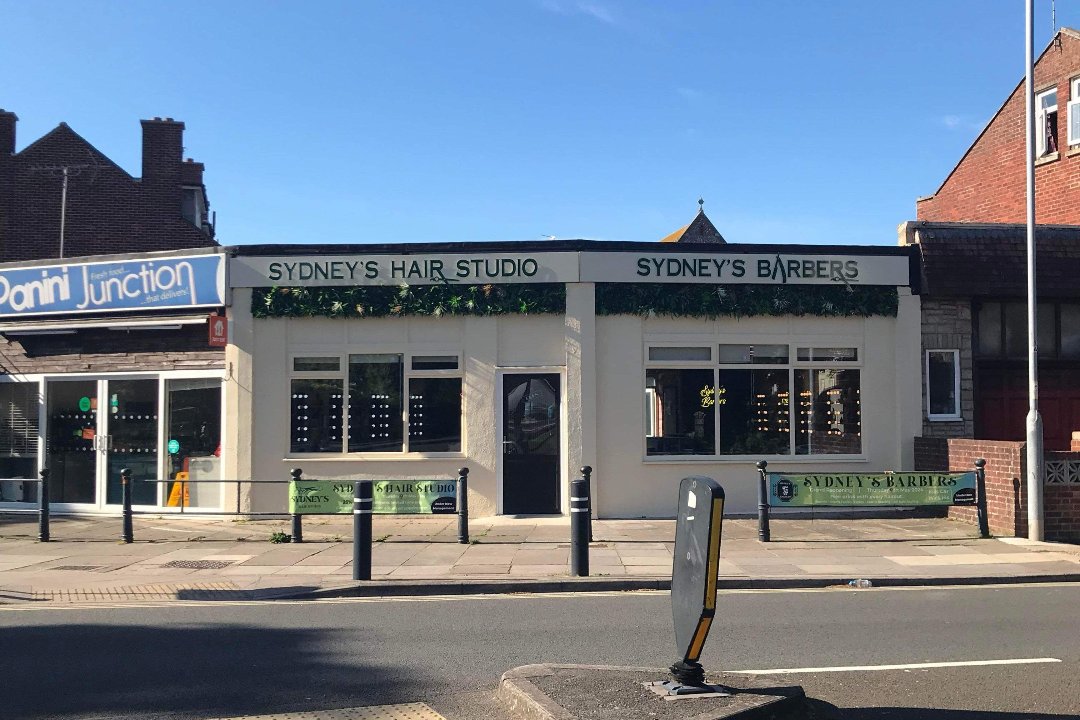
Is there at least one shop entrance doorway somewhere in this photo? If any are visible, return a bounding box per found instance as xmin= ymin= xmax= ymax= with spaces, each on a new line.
xmin=33 ymin=375 xmax=222 ymax=512
xmin=44 ymin=378 xmax=159 ymax=508
xmin=500 ymin=372 xmax=561 ymax=515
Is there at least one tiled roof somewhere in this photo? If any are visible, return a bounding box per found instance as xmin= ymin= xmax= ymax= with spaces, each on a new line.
xmin=910 ymin=222 xmax=1080 ymax=297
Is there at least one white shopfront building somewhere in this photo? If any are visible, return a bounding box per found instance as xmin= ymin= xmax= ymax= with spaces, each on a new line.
xmin=225 ymin=241 xmax=919 ymax=518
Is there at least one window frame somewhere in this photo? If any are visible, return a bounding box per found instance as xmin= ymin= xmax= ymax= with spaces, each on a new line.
xmin=287 ymin=351 xmax=465 ymax=457
xmin=643 ymin=340 xmax=864 ymax=462
xmin=1036 ymin=87 xmax=1059 ymax=157
xmin=925 ymin=349 xmax=962 ymax=421
xmin=1069 ymin=77 xmax=1080 ymax=147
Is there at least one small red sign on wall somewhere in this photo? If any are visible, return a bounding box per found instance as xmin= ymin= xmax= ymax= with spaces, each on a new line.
xmin=208 ymin=315 xmax=228 ymax=347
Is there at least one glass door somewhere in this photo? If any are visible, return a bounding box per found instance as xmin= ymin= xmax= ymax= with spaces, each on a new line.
xmin=103 ymin=379 xmax=159 ymax=506
xmin=501 ymin=373 xmax=561 ymax=515
xmin=44 ymin=380 xmax=99 ymax=505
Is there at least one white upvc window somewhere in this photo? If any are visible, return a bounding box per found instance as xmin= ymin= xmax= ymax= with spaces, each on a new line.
xmin=925 ymin=349 xmax=961 ymax=421
xmin=1068 ymin=77 xmax=1080 ymax=147
xmin=1036 ymin=87 xmax=1059 ymax=157
xmin=288 ymin=352 xmax=463 ymax=455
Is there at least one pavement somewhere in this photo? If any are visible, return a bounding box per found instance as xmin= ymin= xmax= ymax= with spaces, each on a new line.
xmin=1 ymin=511 xmax=1079 ymax=603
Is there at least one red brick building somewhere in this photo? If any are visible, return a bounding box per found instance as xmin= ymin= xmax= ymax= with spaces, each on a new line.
xmin=906 ymin=28 xmax=1080 ymax=537
xmin=917 ymin=28 xmax=1080 ymax=224
xmin=0 ymin=111 xmax=216 ymax=262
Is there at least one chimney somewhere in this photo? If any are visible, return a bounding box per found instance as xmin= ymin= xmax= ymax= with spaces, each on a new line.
xmin=181 ymin=157 xmax=205 ymax=186
xmin=140 ymin=116 xmax=185 ymax=182
xmin=0 ymin=109 xmax=16 ymax=156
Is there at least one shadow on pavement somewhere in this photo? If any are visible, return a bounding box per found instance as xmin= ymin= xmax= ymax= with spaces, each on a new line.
xmin=0 ymin=623 xmax=410 ymax=719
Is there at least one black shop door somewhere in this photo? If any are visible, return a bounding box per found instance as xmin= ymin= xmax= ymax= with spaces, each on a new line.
xmin=501 ymin=373 xmax=561 ymax=515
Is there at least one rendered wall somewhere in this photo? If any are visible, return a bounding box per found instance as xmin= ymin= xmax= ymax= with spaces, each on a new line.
xmin=594 ymin=290 xmax=920 ymax=517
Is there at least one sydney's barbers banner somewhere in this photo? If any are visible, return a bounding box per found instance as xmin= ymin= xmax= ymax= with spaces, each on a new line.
xmin=768 ymin=472 xmax=978 ymax=507
xmin=0 ymin=253 xmax=225 ymax=318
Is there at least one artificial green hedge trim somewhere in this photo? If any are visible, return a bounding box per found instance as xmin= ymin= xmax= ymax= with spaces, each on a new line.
xmin=594 ymin=283 xmax=898 ymax=318
xmin=251 ymin=283 xmax=567 ymax=319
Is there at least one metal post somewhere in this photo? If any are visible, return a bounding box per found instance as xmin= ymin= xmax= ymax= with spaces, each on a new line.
xmin=756 ymin=460 xmax=770 ymax=542
xmin=1024 ymin=0 xmax=1045 ymax=541
xmin=121 ymin=468 xmax=133 ymax=544
xmin=353 ymin=480 xmax=372 ymax=581
xmin=38 ymin=468 xmax=50 ymax=543
xmin=571 ymin=466 xmax=592 ymax=577
xmin=290 ymin=468 xmax=304 ymax=543
xmin=975 ymin=458 xmax=990 ymax=539
xmin=58 ymin=167 xmax=68 ymax=258
xmin=457 ymin=467 xmax=470 ymax=544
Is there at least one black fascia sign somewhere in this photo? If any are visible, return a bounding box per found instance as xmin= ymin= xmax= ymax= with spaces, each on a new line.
xmin=670 ymin=475 xmax=725 ymax=685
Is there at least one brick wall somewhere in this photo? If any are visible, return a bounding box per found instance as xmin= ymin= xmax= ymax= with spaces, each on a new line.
xmin=0 ymin=114 xmax=216 ymax=263
xmin=917 ymin=31 xmax=1080 ymax=224
xmin=915 ymin=437 xmax=1080 ymax=542
xmin=920 ymin=297 xmax=975 ymax=438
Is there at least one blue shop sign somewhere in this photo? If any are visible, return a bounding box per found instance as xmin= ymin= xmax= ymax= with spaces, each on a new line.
xmin=0 ymin=254 xmax=225 ymax=318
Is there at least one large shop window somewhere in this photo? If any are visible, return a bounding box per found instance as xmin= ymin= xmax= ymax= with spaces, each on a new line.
xmin=290 ymin=354 xmax=462 ymax=454
xmin=644 ymin=344 xmax=861 ymax=458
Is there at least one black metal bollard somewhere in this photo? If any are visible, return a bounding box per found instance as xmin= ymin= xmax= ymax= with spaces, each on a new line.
xmin=38 ymin=468 xmax=50 ymax=543
xmin=975 ymin=458 xmax=990 ymax=539
xmin=290 ymin=468 xmax=304 ymax=543
xmin=570 ymin=466 xmax=592 ymax=577
xmin=457 ymin=467 xmax=470 ymax=544
xmin=756 ymin=460 xmax=770 ymax=542
xmin=121 ymin=468 xmax=134 ymax=544
xmin=353 ymin=479 xmax=372 ymax=581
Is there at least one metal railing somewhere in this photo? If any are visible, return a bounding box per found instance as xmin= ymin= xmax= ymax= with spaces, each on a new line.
xmin=2 ymin=467 xmax=473 ymax=546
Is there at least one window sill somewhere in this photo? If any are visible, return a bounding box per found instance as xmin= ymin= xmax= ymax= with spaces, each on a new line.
xmin=1035 ymin=152 xmax=1059 ymax=167
xmin=927 ymin=415 xmax=963 ymax=422
xmin=643 ymin=455 xmax=868 ymax=464
xmin=1067 ymin=146 xmax=1080 ymax=157
xmin=282 ymin=453 xmax=466 ymax=462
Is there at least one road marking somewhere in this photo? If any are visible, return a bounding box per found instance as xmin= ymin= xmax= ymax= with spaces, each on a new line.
xmin=731 ymin=658 xmax=1063 ymax=675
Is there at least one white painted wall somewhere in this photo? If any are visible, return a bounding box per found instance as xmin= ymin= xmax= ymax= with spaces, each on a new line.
xmin=231 ymin=287 xmax=920 ymax=519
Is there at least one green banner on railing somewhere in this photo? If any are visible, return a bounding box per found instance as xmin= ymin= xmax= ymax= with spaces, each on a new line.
xmin=767 ymin=472 xmax=977 ymax=507
xmin=288 ymin=479 xmax=457 ymax=514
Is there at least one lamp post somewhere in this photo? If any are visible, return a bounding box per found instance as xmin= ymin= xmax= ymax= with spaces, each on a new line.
xmin=1024 ymin=0 xmax=1045 ymax=540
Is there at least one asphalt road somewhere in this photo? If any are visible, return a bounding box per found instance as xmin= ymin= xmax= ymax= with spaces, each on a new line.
xmin=0 ymin=583 xmax=1077 ymax=719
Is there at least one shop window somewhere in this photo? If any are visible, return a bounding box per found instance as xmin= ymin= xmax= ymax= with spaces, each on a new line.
xmin=290 ymin=378 xmax=345 ymax=453
xmin=717 ymin=368 xmax=789 ymax=454
xmin=0 ymin=382 xmax=39 ymax=504
xmin=644 ymin=343 xmax=861 ymax=458
xmin=977 ymin=301 xmax=1059 ymax=359
xmin=1062 ymin=305 xmax=1080 ymax=359
xmin=348 ymin=354 xmax=404 ymax=452
xmin=165 ymin=378 xmax=222 ymax=508
xmin=648 ymin=346 xmax=711 ymax=362
xmin=1037 ymin=87 xmax=1058 ymax=157
xmin=290 ymin=353 xmax=462 ymax=454
xmin=644 ymin=369 xmax=715 ymax=455
xmin=926 ymin=350 xmax=961 ymax=421
xmin=795 ymin=369 xmax=861 ymax=454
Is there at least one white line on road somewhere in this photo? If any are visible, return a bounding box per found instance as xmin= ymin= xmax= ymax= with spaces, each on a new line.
xmin=731 ymin=658 xmax=1063 ymax=675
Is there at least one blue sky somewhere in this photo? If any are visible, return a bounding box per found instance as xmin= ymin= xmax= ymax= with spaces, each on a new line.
xmin=1 ymin=1 xmax=1074 ymax=247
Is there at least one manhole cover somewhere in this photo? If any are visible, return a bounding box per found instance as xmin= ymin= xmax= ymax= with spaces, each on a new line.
xmin=50 ymin=565 xmax=102 ymax=571
xmin=214 ymin=702 xmax=447 ymax=719
xmin=162 ymin=560 xmax=233 ymax=570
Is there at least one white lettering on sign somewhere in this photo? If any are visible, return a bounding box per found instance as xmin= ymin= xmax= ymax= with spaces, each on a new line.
xmin=0 ymin=269 xmax=72 ymax=312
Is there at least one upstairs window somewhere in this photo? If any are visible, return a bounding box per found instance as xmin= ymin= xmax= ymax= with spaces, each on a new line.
xmin=1036 ymin=88 xmax=1058 ymax=157
xmin=1068 ymin=77 xmax=1080 ymax=147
